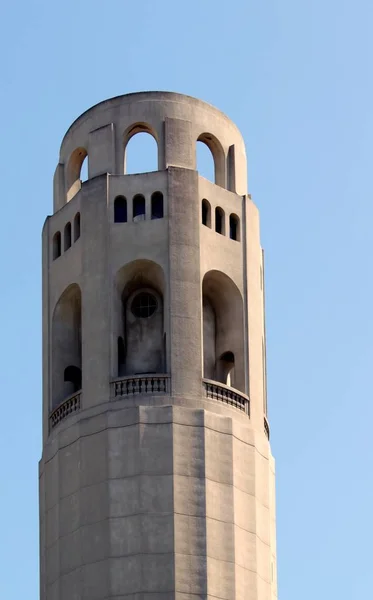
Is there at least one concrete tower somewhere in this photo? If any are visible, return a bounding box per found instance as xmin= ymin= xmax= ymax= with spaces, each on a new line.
xmin=39 ymin=92 xmax=278 ymax=600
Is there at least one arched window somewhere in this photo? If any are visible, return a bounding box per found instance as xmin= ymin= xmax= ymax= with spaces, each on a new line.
xmin=196 ymin=133 xmax=225 ymax=187
xmin=229 ymin=214 xmax=240 ymax=241
xmin=53 ymin=231 xmax=61 ymax=260
xmin=133 ymin=194 xmax=146 ymax=222
xmin=124 ymin=126 xmax=158 ymax=174
xmin=64 ymin=222 xmax=72 ymax=251
xmin=114 ymin=196 xmax=127 ymax=223
xmin=64 ymin=366 xmax=82 ymax=393
xmin=66 ymin=147 xmax=88 ymax=202
xmin=215 ymin=207 xmax=225 ymax=235
xmin=202 ymin=199 xmax=211 ymax=227
xmin=151 ymin=192 xmax=164 ymax=220
xmin=74 ymin=213 xmax=81 ymax=241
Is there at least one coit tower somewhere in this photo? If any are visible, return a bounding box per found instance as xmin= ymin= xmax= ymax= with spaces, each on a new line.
xmin=39 ymin=91 xmax=278 ymax=599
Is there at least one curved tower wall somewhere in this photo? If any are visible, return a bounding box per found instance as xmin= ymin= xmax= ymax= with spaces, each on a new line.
xmin=40 ymin=91 xmax=277 ymax=600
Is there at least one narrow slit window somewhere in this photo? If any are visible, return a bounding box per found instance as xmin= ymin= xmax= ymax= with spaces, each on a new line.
xmin=114 ymin=196 xmax=127 ymax=223
xmin=151 ymin=192 xmax=164 ymax=220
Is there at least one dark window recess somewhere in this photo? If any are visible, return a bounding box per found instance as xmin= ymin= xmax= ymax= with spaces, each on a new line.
xmin=133 ymin=194 xmax=146 ymax=220
xmin=64 ymin=366 xmax=82 ymax=393
xmin=215 ymin=208 xmax=224 ymax=234
xmin=151 ymin=192 xmax=164 ymax=219
xmin=114 ymin=196 xmax=127 ymax=223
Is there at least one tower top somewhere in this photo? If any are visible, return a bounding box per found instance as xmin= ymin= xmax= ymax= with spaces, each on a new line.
xmin=54 ymin=90 xmax=248 ymax=212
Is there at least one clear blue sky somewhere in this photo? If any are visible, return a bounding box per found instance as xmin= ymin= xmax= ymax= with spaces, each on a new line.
xmin=1 ymin=1 xmax=372 ymax=598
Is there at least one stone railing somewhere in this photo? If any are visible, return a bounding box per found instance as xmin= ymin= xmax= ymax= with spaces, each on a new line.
xmin=264 ymin=415 xmax=270 ymax=440
xmin=203 ymin=379 xmax=250 ymax=415
xmin=112 ymin=374 xmax=170 ymax=398
xmin=49 ymin=391 xmax=81 ymax=430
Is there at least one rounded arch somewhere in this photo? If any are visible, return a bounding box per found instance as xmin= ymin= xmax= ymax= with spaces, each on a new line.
xmin=202 ymin=270 xmax=245 ymax=392
xmin=197 ymin=132 xmax=226 ymax=187
xmin=114 ymin=260 xmax=166 ymax=377
xmin=52 ymin=284 xmax=82 ymax=409
xmin=66 ymin=147 xmax=88 ymax=201
xmin=123 ymin=122 xmax=159 ymax=174
xmin=115 ymin=259 xmax=166 ymax=300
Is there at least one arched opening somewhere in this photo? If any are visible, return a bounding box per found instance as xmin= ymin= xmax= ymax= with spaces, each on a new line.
xmin=114 ymin=260 xmax=166 ymax=377
xmin=66 ymin=147 xmax=88 ymax=202
xmin=202 ymin=270 xmax=245 ymax=392
xmin=124 ymin=124 xmax=158 ymax=174
xmin=133 ymin=194 xmax=146 ymax=222
xmin=151 ymin=191 xmax=164 ymax=220
xmin=197 ymin=133 xmax=225 ymax=187
xmin=114 ymin=196 xmax=128 ymax=223
xmin=202 ymin=199 xmax=211 ymax=227
xmin=216 ymin=351 xmax=235 ymax=386
xmin=74 ymin=213 xmax=81 ymax=241
xmin=64 ymin=365 xmax=82 ymax=393
xmin=215 ymin=207 xmax=225 ymax=235
xmin=53 ymin=231 xmax=61 ymax=260
xmin=52 ymin=284 xmax=82 ymax=409
xmin=64 ymin=222 xmax=72 ymax=251
xmin=229 ymin=214 xmax=240 ymax=241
